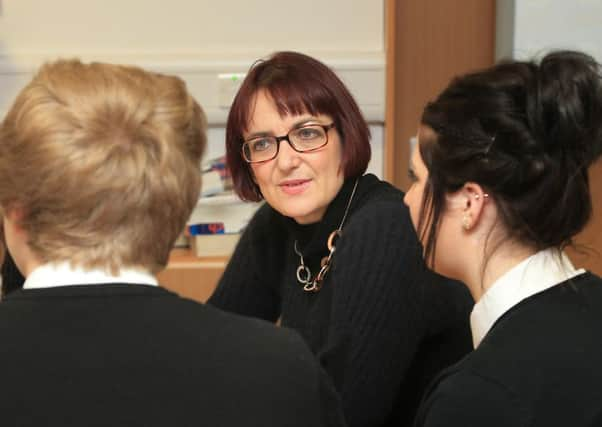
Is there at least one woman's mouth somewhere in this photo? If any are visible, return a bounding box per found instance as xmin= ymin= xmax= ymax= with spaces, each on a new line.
xmin=279 ymin=179 xmax=311 ymax=195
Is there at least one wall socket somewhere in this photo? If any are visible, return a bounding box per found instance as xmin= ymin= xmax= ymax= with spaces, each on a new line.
xmin=217 ymin=73 xmax=245 ymax=108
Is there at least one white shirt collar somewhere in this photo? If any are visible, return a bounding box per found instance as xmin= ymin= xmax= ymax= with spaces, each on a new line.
xmin=470 ymin=249 xmax=585 ymax=349
xmin=23 ymin=262 xmax=158 ymax=290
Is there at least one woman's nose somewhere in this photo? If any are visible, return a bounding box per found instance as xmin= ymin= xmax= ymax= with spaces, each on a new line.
xmin=275 ymin=139 xmax=302 ymax=170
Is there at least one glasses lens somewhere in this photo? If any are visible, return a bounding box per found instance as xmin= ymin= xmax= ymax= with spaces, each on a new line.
xmin=243 ymin=137 xmax=277 ymax=162
xmin=289 ymin=125 xmax=328 ymax=152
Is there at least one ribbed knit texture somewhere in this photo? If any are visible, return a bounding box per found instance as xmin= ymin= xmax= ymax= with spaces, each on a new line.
xmin=209 ymin=174 xmax=474 ymax=427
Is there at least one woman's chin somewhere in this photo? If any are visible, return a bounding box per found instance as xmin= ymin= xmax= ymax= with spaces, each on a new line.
xmin=280 ymin=207 xmax=324 ymax=225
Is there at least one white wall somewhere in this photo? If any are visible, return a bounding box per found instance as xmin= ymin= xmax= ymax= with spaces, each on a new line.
xmin=0 ymin=0 xmax=386 ymax=176
xmin=0 ymin=0 xmax=383 ymax=56
xmin=497 ymin=0 xmax=602 ymax=61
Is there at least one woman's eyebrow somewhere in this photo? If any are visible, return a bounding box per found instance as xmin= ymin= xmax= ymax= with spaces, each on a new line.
xmin=245 ymin=130 xmax=272 ymax=139
xmin=246 ymin=116 xmax=321 ymax=139
xmin=290 ymin=117 xmax=320 ymax=128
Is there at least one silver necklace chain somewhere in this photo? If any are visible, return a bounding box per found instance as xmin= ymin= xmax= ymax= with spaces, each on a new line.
xmin=293 ymin=178 xmax=360 ymax=293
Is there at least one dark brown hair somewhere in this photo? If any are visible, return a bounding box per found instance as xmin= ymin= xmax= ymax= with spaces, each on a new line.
xmin=417 ymin=50 xmax=602 ymax=267
xmin=226 ymin=51 xmax=371 ymax=201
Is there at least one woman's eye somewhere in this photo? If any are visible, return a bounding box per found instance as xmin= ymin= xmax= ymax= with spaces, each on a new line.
xmin=296 ymin=127 xmax=322 ymax=140
xmin=252 ymin=138 xmax=273 ymax=152
xmin=408 ymin=169 xmax=419 ymax=183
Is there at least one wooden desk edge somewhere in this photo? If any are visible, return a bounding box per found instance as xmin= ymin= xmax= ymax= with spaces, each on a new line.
xmin=164 ymin=248 xmax=229 ymax=269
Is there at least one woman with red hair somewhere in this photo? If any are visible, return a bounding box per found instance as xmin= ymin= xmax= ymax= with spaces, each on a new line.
xmin=209 ymin=51 xmax=473 ymax=427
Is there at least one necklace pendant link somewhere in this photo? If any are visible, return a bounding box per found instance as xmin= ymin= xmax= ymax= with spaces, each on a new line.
xmin=296 ymin=265 xmax=312 ymax=285
xmin=327 ymin=230 xmax=342 ymax=252
xmin=315 ymin=264 xmax=330 ymax=283
xmin=293 ymin=177 xmax=359 ymax=294
xmin=303 ymin=280 xmax=321 ymax=293
xmin=303 ymin=282 xmax=316 ymax=292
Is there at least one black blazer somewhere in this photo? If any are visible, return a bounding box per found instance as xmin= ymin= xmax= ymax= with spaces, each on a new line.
xmin=414 ymin=272 xmax=602 ymax=427
xmin=0 ymin=284 xmax=344 ymax=427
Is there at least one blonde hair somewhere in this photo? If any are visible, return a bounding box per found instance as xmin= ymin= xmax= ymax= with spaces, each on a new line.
xmin=0 ymin=59 xmax=206 ymax=273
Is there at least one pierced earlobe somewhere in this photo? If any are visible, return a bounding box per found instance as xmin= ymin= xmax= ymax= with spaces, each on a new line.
xmin=462 ymin=214 xmax=472 ymax=231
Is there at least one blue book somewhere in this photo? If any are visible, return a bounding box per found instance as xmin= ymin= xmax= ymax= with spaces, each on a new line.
xmin=188 ymin=223 xmax=225 ymax=235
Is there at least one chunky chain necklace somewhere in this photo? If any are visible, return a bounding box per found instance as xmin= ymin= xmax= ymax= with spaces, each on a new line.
xmin=293 ymin=178 xmax=359 ymax=293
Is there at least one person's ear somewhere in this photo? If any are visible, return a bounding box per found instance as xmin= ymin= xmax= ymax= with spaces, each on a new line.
xmin=459 ymin=182 xmax=489 ymax=232
xmin=2 ymin=204 xmax=28 ymax=251
xmin=3 ymin=204 xmax=25 ymax=228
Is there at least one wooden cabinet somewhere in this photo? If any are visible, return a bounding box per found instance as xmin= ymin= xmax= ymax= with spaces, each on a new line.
xmin=156 ymin=249 xmax=227 ymax=303
xmin=384 ymin=0 xmax=496 ymax=189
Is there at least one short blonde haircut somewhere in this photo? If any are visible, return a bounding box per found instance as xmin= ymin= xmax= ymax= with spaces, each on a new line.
xmin=0 ymin=59 xmax=206 ymax=273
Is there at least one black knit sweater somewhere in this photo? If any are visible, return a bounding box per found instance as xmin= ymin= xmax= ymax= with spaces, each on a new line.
xmin=209 ymin=174 xmax=474 ymax=427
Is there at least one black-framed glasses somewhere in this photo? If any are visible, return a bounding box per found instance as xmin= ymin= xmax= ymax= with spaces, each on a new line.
xmin=242 ymin=123 xmax=335 ymax=164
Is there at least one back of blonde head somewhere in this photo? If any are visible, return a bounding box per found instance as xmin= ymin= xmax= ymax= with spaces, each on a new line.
xmin=0 ymin=59 xmax=206 ymax=273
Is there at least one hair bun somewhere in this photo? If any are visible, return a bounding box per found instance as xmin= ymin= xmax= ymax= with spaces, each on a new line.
xmin=534 ymin=50 xmax=602 ymax=167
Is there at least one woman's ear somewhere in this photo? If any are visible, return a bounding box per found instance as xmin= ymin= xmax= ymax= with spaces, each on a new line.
xmin=459 ymin=182 xmax=488 ymax=231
